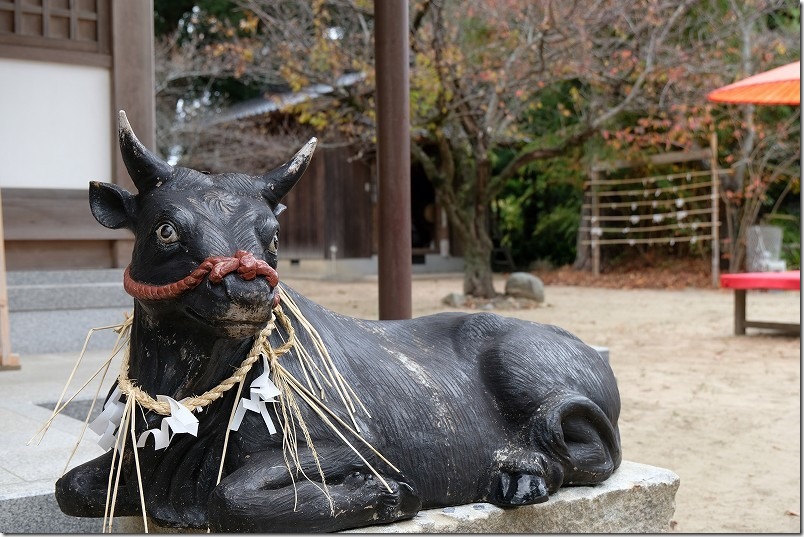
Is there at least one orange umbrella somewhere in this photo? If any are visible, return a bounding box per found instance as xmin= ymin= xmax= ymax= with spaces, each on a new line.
xmin=707 ymin=61 xmax=800 ymax=105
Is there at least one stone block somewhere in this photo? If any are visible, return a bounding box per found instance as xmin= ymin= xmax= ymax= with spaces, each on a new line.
xmin=117 ymin=461 xmax=679 ymax=534
xmin=347 ymin=461 xmax=679 ymax=533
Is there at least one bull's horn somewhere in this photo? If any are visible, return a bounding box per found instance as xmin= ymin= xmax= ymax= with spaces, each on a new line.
xmin=261 ymin=137 xmax=317 ymax=204
xmin=118 ymin=110 xmax=173 ymax=193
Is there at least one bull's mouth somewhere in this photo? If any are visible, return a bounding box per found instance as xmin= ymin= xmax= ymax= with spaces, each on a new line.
xmin=184 ymin=305 xmax=272 ymax=336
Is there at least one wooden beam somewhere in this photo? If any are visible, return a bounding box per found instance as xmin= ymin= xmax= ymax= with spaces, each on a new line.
xmin=1 ymin=188 xmax=131 ymax=241
xmin=591 ymin=149 xmax=712 ymax=172
xmin=0 ymin=42 xmax=112 ymax=67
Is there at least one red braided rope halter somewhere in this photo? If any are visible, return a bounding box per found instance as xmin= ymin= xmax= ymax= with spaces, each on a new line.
xmin=123 ymin=250 xmax=281 ymax=306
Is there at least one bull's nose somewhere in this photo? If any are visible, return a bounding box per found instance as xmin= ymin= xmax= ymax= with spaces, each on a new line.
xmin=221 ymin=272 xmax=274 ymax=307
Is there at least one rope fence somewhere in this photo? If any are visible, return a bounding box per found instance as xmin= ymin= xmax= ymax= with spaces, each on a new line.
xmin=581 ymin=133 xmax=725 ymax=287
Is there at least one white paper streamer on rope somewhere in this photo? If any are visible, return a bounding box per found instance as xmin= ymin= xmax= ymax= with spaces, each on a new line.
xmin=229 ymin=355 xmax=281 ymax=434
xmin=88 ymin=386 xmax=126 ymax=451
xmin=136 ymin=395 xmax=199 ymax=450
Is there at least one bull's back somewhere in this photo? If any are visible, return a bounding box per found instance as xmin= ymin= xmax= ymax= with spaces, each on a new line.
xmin=302 ymin=310 xmax=505 ymax=504
xmin=283 ymin=292 xmax=616 ymax=505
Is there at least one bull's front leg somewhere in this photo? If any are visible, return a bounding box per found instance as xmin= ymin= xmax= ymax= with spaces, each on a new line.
xmin=55 ymin=450 xmax=139 ymax=518
xmin=208 ymin=445 xmax=421 ymax=532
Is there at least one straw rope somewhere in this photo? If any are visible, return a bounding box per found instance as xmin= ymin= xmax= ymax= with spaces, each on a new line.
xmin=117 ymin=306 xmax=296 ymax=416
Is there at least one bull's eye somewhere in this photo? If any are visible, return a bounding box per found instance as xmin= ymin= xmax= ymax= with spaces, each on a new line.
xmin=156 ymin=223 xmax=179 ymax=244
xmin=266 ymin=232 xmax=279 ymax=254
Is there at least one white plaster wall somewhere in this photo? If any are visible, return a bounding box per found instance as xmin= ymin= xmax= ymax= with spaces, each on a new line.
xmin=0 ymin=58 xmax=112 ymax=189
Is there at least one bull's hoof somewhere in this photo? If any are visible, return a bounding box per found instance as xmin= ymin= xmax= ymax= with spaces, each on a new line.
xmin=376 ymin=479 xmax=421 ymax=520
xmin=487 ymin=449 xmax=564 ymax=506
xmin=55 ymin=449 xmax=144 ymax=519
xmin=343 ymin=471 xmax=422 ymax=520
xmin=489 ymin=471 xmax=549 ymax=505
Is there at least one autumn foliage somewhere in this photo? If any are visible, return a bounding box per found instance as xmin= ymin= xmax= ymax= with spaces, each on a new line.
xmin=154 ymin=0 xmax=800 ymax=294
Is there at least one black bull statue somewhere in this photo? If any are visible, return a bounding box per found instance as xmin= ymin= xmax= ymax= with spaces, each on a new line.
xmin=55 ymin=112 xmax=621 ymax=532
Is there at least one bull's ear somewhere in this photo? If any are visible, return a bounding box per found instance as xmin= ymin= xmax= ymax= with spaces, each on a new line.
xmin=89 ymin=181 xmax=136 ymax=230
xmin=273 ymin=203 xmax=287 ymax=216
xmin=261 ymin=137 xmax=317 ymax=204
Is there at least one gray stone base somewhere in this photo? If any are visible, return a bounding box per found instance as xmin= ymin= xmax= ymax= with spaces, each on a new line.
xmin=117 ymin=461 xmax=678 ymax=534
xmin=347 ymin=461 xmax=679 ymax=533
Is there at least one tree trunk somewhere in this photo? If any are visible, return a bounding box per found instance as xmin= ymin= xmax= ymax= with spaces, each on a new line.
xmin=459 ymin=200 xmax=496 ymax=298
xmin=725 ymin=9 xmax=758 ymax=273
xmin=462 ymin=238 xmax=496 ymax=298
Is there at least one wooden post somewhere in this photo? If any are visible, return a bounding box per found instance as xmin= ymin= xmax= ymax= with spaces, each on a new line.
xmin=590 ymin=170 xmax=601 ymax=277
xmin=0 ymin=189 xmax=20 ymax=370
xmin=734 ymin=289 xmax=746 ymax=335
xmin=710 ymin=132 xmax=720 ymax=288
xmin=111 ymin=0 xmax=154 ymax=268
xmin=375 ymin=0 xmax=412 ymax=320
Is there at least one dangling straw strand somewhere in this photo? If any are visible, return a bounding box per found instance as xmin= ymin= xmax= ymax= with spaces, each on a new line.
xmin=275 ymin=361 xmax=399 ymax=489
xmin=216 ymin=373 xmax=248 ymax=486
xmin=62 ymin=324 xmax=131 ymax=475
xmin=278 ymin=292 xmax=370 ymax=425
xmin=104 ymin=396 xmax=132 ymax=533
xmin=273 ymin=364 xmax=333 ymax=513
xmin=29 ymin=317 xmax=132 ymax=446
xmin=129 ymin=400 xmax=148 ymax=533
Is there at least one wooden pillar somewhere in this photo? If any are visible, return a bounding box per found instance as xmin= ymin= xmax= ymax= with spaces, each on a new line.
xmin=0 ymin=189 xmax=19 ymax=370
xmin=375 ymin=0 xmax=412 ymax=320
xmin=110 ymin=0 xmax=154 ymax=267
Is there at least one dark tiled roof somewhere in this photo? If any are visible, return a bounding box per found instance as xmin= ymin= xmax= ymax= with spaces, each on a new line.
xmin=203 ymin=72 xmax=366 ymax=126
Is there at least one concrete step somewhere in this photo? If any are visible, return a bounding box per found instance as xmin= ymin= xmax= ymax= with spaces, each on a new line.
xmin=7 ymin=269 xmax=132 ymax=355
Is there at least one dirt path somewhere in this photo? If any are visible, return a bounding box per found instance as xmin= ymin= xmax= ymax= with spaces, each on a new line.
xmin=282 ymin=273 xmax=801 ymax=533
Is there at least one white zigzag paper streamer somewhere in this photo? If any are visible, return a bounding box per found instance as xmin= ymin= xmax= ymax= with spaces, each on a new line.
xmin=88 ymin=386 xmax=126 ymax=451
xmin=229 ymin=355 xmax=281 ymax=434
xmin=136 ymin=395 xmax=199 ymax=450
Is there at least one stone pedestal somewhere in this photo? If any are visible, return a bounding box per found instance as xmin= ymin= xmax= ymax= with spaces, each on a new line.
xmin=346 ymin=461 xmax=678 ymax=533
xmin=118 ymin=461 xmax=679 ymax=534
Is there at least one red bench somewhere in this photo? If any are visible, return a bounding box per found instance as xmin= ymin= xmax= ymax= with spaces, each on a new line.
xmin=719 ymin=270 xmax=800 ymax=335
